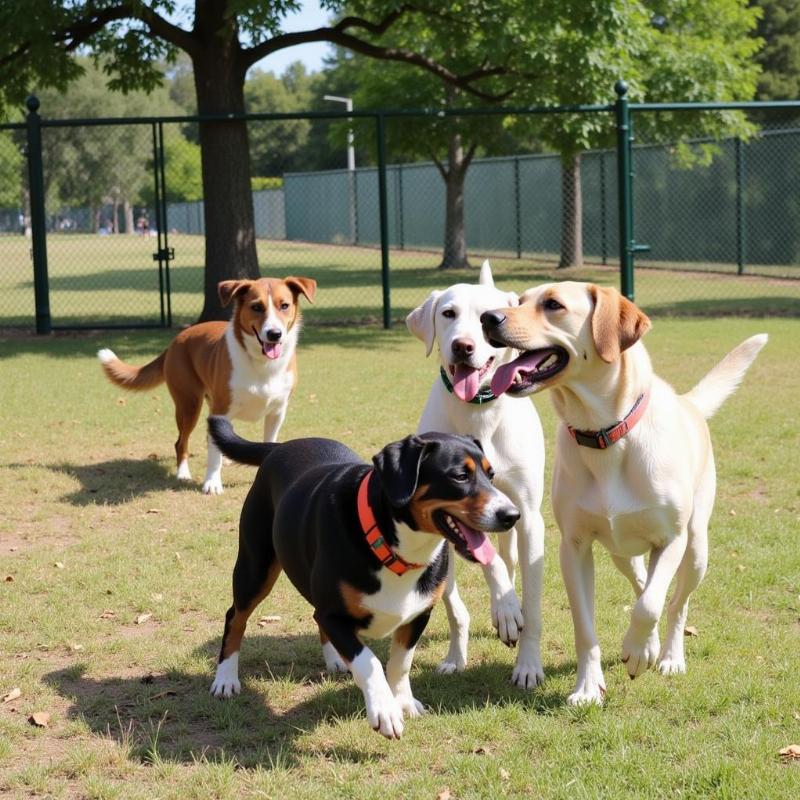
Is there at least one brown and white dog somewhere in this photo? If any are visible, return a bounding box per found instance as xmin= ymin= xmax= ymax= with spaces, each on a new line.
xmin=98 ymin=276 xmax=316 ymax=494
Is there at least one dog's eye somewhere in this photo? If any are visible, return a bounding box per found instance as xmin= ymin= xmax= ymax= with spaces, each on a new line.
xmin=250 ymin=302 xmax=265 ymax=313
xmin=487 ymin=469 xmax=496 ymax=481
xmin=452 ymin=470 xmax=471 ymax=482
xmin=543 ymin=298 xmax=564 ymax=311
xmin=442 ymin=309 xmax=456 ymax=319
xmin=279 ymin=302 xmax=290 ymax=311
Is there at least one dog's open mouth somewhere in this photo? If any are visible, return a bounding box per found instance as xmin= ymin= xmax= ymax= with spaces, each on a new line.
xmin=252 ymin=327 xmax=282 ymax=360
xmin=433 ymin=510 xmax=496 ymax=565
xmin=490 ymin=347 xmax=569 ymax=396
xmin=448 ymin=357 xmax=494 ymax=402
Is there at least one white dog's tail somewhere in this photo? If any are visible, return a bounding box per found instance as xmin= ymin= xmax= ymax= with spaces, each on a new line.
xmin=683 ymin=334 xmax=768 ymax=419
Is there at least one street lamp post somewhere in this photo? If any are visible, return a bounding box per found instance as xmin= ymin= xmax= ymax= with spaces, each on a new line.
xmin=324 ymin=94 xmax=356 ymax=243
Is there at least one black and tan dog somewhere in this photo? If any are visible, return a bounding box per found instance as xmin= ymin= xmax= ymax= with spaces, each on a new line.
xmin=207 ymin=416 xmax=519 ymax=738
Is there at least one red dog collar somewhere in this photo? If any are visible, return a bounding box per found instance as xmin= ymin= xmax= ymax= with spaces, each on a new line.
xmin=568 ymin=392 xmax=649 ymax=449
xmin=357 ymin=470 xmax=424 ymax=576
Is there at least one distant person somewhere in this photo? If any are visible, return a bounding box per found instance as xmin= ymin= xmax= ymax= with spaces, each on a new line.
xmin=136 ymin=213 xmax=149 ymax=237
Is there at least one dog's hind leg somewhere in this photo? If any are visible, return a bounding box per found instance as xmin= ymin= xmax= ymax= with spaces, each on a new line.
xmin=211 ymin=551 xmax=282 ymax=698
xmin=169 ymin=386 xmax=203 ymax=482
xmin=658 ymin=473 xmax=714 ymax=675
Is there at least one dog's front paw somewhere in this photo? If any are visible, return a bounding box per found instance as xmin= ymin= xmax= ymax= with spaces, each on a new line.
xmin=176 ymin=461 xmax=192 ymax=481
xmin=436 ymin=642 xmax=467 ymax=674
xmin=322 ymin=642 xmax=349 ymax=675
xmin=365 ymin=689 xmax=405 ymax=739
xmin=621 ymin=627 xmax=660 ymax=679
xmin=657 ymin=654 xmax=686 ymax=676
xmin=511 ymin=656 xmax=544 ymax=690
xmin=567 ymin=678 xmax=606 ymax=706
xmin=210 ymin=656 xmax=240 ymax=698
xmin=202 ymin=476 xmax=224 ymax=495
xmin=394 ymin=692 xmax=426 ymax=719
xmin=491 ymin=589 xmax=523 ymax=647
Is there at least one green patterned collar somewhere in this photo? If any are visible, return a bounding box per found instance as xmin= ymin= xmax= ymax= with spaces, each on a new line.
xmin=439 ymin=366 xmax=499 ymax=405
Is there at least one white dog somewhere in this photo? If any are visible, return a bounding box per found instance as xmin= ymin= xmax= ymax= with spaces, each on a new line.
xmin=481 ymin=281 xmax=767 ymax=704
xmin=406 ymin=261 xmax=547 ymax=688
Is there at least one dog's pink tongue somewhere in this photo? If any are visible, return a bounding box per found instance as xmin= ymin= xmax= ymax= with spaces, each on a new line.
xmin=263 ymin=342 xmax=282 ymax=360
xmin=490 ymin=351 xmax=543 ymax=396
xmin=456 ymin=521 xmax=496 ymax=565
xmin=452 ymin=364 xmax=480 ymax=402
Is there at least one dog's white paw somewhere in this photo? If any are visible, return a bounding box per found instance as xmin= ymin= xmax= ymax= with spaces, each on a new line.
xmin=436 ymin=643 xmax=467 ymax=674
xmin=394 ymin=693 xmax=426 ymax=719
xmin=567 ymin=680 xmax=606 ymax=706
xmin=511 ymin=658 xmax=544 ymax=690
xmin=322 ymin=642 xmax=349 ymax=674
xmin=210 ymin=655 xmax=240 ymax=698
xmin=365 ymin=688 xmax=405 ymax=739
xmin=621 ymin=627 xmax=660 ymax=678
xmin=657 ymin=655 xmax=686 ymax=676
xmin=176 ymin=461 xmax=192 ymax=481
xmin=491 ymin=589 xmax=523 ymax=646
xmin=202 ymin=476 xmax=224 ymax=495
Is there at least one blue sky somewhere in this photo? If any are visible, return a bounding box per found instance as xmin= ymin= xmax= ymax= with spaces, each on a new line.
xmin=250 ymin=1 xmax=333 ymax=76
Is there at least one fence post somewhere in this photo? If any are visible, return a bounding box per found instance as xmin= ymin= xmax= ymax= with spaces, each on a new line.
xmin=398 ymin=163 xmax=405 ymax=250
xmin=600 ymin=152 xmax=608 ymax=265
xmin=735 ymin=137 xmax=745 ymax=275
xmin=376 ymin=114 xmax=391 ymax=329
xmin=614 ymin=81 xmax=635 ymax=300
xmin=514 ymin=156 xmax=522 ymax=258
xmin=25 ymin=96 xmax=52 ymax=334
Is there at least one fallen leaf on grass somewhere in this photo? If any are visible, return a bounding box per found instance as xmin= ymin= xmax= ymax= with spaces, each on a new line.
xmin=499 ymin=767 xmax=510 ymax=781
xmin=437 ymin=790 xmax=452 ymax=800
xmin=54 ymin=562 xmax=64 ymax=569
xmin=116 ymin=397 xmax=126 ymax=406
xmin=135 ymin=613 xmax=152 ymax=625
xmin=147 ymin=452 xmax=159 ymax=460
xmin=28 ymin=711 xmax=50 ymax=728
xmin=472 ymin=745 xmax=491 ymax=755
xmin=149 ymin=690 xmax=176 ymax=701
xmin=779 ymin=744 xmax=800 ymax=762
xmin=4 ymin=575 xmax=13 ymax=582
xmin=257 ymin=615 xmax=282 ymax=627
xmin=2 ymin=688 xmax=21 ymax=703
xmin=99 ymin=609 xmax=116 ymax=620
xmin=70 ymin=643 xmax=84 ymax=652
xmin=736 ymin=563 xmax=746 ymax=572
xmin=146 ymin=509 xmax=161 ymax=514
xmin=684 ymin=626 xmax=699 ymax=637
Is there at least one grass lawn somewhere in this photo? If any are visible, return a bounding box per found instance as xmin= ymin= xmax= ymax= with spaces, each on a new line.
xmin=0 ymin=310 xmax=799 ymax=798
xmin=1 ymin=234 xmax=799 ymax=329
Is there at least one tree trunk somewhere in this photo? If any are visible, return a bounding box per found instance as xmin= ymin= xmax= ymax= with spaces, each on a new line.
xmin=123 ymin=199 xmax=134 ymax=235
xmin=192 ymin=46 xmax=259 ymax=322
xmin=438 ymin=131 xmax=471 ymax=270
xmin=558 ymin=152 xmax=583 ymax=268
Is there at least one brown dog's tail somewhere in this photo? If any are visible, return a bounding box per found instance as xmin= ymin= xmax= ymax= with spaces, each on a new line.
xmin=683 ymin=334 xmax=767 ymax=419
xmin=97 ymin=348 xmax=166 ymax=391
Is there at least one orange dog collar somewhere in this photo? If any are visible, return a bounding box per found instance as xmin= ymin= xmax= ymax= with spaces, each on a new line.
xmin=357 ymin=470 xmax=424 ymax=576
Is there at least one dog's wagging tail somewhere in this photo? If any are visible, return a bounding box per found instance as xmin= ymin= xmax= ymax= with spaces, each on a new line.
xmin=207 ymin=416 xmax=275 ymax=466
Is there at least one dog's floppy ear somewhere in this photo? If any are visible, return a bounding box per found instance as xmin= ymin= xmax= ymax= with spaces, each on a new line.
xmin=372 ymin=435 xmax=436 ymax=507
xmin=406 ymin=290 xmax=443 ymax=357
xmin=218 ymin=280 xmax=251 ymax=307
xmin=285 ymin=276 xmax=317 ymax=304
xmin=479 ymin=259 xmax=495 ymax=287
xmin=589 ymin=284 xmax=652 ymax=363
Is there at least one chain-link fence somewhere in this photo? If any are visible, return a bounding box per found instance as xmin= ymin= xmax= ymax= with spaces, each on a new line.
xmin=2 ymin=91 xmax=799 ymax=332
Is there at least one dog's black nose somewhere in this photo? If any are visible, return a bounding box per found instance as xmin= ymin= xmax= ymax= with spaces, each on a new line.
xmin=496 ymin=506 xmax=520 ymax=530
xmin=266 ymin=328 xmax=282 ymax=342
xmin=451 ymin=337 xmax=475 ymax=358
xmin=481 ymin=310 xmax=506 ymax=330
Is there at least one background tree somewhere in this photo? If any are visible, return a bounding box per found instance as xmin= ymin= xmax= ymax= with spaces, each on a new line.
xmin=752 ymin=0 xmax=800 ymax=100
xmin=1 ymin=1 xmax=516 ymax=320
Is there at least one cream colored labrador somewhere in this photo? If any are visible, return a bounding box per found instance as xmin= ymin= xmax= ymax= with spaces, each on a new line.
xmin=481 ymin=281 xmax=766 ymax=705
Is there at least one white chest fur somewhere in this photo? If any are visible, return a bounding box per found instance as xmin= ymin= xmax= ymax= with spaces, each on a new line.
xmin=360 ymin=531 xmax=444 ymax=640
xmin=224 ymin=325 xmax=296 ymax=421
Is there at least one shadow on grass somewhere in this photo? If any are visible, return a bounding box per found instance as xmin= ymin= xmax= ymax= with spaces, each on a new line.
xmin=43 ymin=631 xmax=581 ymax=768
xmin=5 ymin=458 xmax=199 ymax=506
